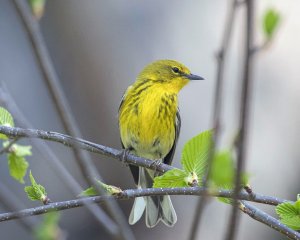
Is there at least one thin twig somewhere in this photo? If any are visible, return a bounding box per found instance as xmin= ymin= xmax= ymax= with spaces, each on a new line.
xmin=11 ymin=1 xmax=134 ymax=239
xmin=0 ymin=138 xmax=19 ymax=155
xmin=240 ymin=201 xmax=300 ymax=240
xmin=225 ymin=0 xmax=254 ymax=239
xmin=189 ymin=1 xmax=240 ymax=239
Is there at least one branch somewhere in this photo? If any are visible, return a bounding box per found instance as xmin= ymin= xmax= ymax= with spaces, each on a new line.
xmin=189 ymin=0 xmax=240 ymax=239
xmin=1 ymin=186 xmax=297 ymax=239
xmin=0 ymin=187 xmax=288 ymax=223
xmin=0 ymin=125 xmax=173 ymax=173
xmin=240 ymin=201 xmax=300 ymax=240
xmin=225 ymin=0 xmax=255 ymax=239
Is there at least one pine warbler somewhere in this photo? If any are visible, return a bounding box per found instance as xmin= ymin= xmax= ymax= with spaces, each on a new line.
xmin=118 ymin=60 xmax=204 ymax=227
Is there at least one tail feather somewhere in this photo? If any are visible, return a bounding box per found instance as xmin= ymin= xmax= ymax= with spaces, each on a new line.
xmin=129 ymin=167 xmax=177 ymax=227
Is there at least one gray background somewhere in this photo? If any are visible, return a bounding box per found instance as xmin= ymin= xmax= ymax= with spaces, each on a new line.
xmin=0 ymin=0 xmax=300 ymax=239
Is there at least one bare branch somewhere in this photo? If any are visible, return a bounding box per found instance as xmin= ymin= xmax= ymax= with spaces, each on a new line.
xmin=240 ymin=201 xmax=300 ymax=240
xmin=0 ymin=187 xmax=296 ymax=239
xmin=225 ymin=0 xmax=255 ymax=239
xmin=0 ymin=187 xmax=288 ymax=221
xmin=0 ymin=125 xmax=173 ymax=173
xmin=189 ymin=0 xmax=240 ymax=239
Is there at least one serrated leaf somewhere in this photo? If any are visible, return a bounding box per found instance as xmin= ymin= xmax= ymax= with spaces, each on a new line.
xmin=80 ymin=180 xmax=122 ymax=197
xmin=263 ymin=8 xmax=281 ymax=39
xmin=3 ymin=142 xmax=32 ymax=157
xmin=8 ymin=153 xmax=29 ymax=183
xmin=281 ymin=216 xmax=300 ymax=230
xmin=276 ymin=200 xmax=300 ymax=230
xmin=0 ymin=107 xmax=14 ymax=140
xmin=276 ymin=202 xmax=299 ymax=219
xmin=24 ymin=171 xmax=46 ymax=201
xmin=34 ymin=212 xmax=61 ymax=240
xmin=181 ymin=130 xmax=213 ymax=178
xmin=153 ymin=169 xmax=189 ymax=188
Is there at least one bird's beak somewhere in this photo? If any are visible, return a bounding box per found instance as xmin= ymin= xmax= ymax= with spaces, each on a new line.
xmin=184 ymin=73 xmax=205 ymax=80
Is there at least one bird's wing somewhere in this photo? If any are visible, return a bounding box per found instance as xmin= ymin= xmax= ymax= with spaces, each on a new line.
xmin=119 ymin=86 xmax=140 ymax=185
xmin=163 ymin=108 xmax=181 ymax=166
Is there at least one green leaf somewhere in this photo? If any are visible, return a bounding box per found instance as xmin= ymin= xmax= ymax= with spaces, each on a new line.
xmin=3 ymin=142 xmax=32 ymax=157
xmin=34 ymin=212 xmax=61 ymax=240
xmin=276 ymin=202 xmax=299 ymax=219
xmin=29 ymin=0 xmax=46 ymax=20
xmin=8 ymin=153 xmax=29 ymax=183
xmin=24 ymin=171 xmax=47 ymax=202
xmin=280 ymin=216 xmax=300 ymax=231
xmin=13 ymin=144 xmax=32 ymax=157
xmin=263 ymin=8 xmax=281 ymax=39
xmin=276 ymin=199 xmax=300 ymax=230
xmin=80 ymin=186 xmax=97 ymax=197
xmin=153 ymin=169 xmax=189 ymax=188
xmin=80 ymin=180 xmax=122 ymax=197
xmin=210 ymin=150 xmax=249 ymax=204
xmin=210 ymin=151 xmax=235 ymax=187
xmin=0 ymin=107 xmax=14 ymax=140
xmin=181 ymin=130 xmax=213 ymax=178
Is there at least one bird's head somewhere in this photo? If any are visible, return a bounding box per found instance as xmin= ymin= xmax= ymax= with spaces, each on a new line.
xmin=137 ymin=60 xmax=204 ymax=93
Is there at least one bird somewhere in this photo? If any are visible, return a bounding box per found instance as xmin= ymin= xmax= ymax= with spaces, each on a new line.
xmin=118 ymin=59 xmax=204 ymax=227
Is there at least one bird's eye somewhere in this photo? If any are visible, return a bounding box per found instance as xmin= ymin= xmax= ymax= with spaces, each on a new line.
xmin=172 ymin=67 xmax=180 ymax=73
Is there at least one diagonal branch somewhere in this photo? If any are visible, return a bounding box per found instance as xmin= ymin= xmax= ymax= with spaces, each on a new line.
xmin=0 ymin=125 xmax=173 ymax=173
xmin=240 ymin=201 xmax=300 ymax=240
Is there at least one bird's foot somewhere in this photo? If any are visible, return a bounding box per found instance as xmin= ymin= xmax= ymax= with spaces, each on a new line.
xmin=119 ymin=149 xmax=131 ymax=167
xmin=150 ymin=159 xmax=162 ymax=175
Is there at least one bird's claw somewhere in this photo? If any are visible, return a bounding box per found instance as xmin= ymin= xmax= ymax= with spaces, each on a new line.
xmin=120 ymin=149 xmax=131 ymax=167
xmin=151 ymin=159 xmax=162 ymax=175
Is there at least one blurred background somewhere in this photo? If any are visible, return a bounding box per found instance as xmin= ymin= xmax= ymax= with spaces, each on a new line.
xmin=0 ymin=0 xmax=300 ymax=239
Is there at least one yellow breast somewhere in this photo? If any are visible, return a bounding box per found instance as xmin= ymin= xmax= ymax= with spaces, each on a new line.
xmin=119 ymin=84 xmax=178 ymax=160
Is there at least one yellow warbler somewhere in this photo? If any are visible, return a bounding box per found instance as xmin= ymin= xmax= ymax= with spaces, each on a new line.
xmin=118 ymin=60 xmax=204 ymax=227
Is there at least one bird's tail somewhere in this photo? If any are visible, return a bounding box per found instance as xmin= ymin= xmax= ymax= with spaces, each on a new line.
xmin=129 ymin=167 xmax=177 ymax=228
